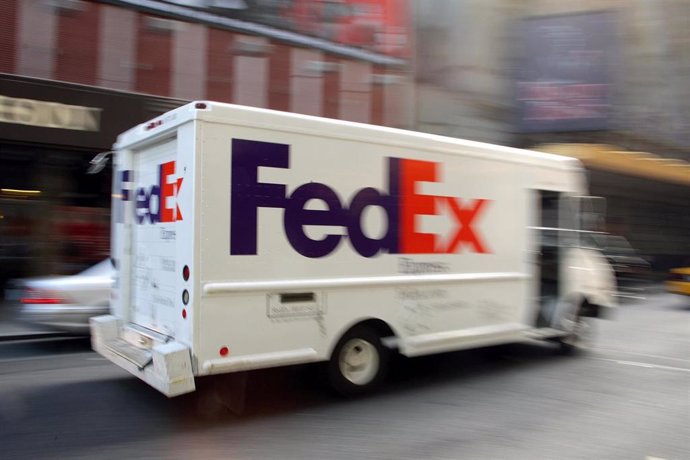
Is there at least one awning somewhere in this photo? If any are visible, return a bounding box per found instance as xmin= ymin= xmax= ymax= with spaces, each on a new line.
xmin=533 ymin=144 xmax=690 ymax=187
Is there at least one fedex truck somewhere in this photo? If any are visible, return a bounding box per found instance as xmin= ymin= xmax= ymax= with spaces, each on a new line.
xmin=91 ymin=101 xmax=616 ymax=397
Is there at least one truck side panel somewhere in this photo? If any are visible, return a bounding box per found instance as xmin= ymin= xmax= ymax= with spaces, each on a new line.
xmin=195 ymin=121 xmax=533 ymax=372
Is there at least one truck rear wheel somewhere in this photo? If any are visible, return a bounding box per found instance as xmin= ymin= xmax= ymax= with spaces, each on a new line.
xmin=329 ymin=326 xmax=388 ymax=396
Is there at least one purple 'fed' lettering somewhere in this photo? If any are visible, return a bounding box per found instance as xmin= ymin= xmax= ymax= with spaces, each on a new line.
xmin=229 ymin=138 xmax=490 ymax=259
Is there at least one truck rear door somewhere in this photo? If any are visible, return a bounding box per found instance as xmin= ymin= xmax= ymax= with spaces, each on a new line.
xmin=130 ymin=138 xmax=181 ymax=336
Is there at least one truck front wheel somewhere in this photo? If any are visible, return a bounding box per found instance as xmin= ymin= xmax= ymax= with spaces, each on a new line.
xmin=557 ymin=305 xmax=595 ymax=355
xmin=329 ymin=326 xmax=388 ymax=396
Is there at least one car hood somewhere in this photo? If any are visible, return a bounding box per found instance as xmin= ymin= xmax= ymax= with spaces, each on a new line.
xmin=7 ymin=260 xmax=114 ymax=305
xmin=18 ymin=275 xmax=113 ymax=290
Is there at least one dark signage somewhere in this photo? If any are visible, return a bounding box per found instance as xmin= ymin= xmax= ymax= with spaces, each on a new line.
xmin=0 ymin=96 xmax=101 ymax=132
xmin=515 ymin=11 xmax=617 ymax=132
xmin=0 ymin=74 xmax=184 ymax=151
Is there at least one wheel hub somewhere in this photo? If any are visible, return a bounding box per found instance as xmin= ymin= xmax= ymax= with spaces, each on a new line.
xmin=339 ymin=338 xmax=379 ymax=385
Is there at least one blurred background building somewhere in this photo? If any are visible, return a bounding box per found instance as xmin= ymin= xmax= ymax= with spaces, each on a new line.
xmin=414 ymin=0 xmax=690 ymax=272
xmin=0 ymin=0 xmax=688 ymax=290
xmin=0 ymin=0 xmax=413 ymax=288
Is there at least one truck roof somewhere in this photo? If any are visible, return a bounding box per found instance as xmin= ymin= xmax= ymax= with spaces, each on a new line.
xmin=116 ymin=101 xmax=582 ymax=172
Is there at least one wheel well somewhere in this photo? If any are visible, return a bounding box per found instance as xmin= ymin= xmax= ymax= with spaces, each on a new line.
xmin=561 ymin=293 xmax=600 ymax=319
xmin=356 ymin=318 xmax=396 ymax=339
xmin=579 ymin=297 xmax=600 ymax=318
xmin=330 ymin=318 xmax=398 ymax=357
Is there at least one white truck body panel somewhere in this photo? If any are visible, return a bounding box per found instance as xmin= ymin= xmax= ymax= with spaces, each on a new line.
xmin=92 ymin=101 xmax=616 ymax=396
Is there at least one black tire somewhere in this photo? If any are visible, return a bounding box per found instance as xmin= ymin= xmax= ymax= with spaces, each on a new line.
xmin=328 ymin=326 xmax=388 ymax=396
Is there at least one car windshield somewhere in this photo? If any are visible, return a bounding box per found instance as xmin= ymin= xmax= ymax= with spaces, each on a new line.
xmin=581 ymin=234 xmax=637 ymax=255
xmin=604 ymin=236 xmax=635 ymax=254
xmin=79 ymin=259 xmax=112 ymax=277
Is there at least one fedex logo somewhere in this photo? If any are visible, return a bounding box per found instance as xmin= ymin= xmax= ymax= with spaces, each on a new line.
xmin=230 ymin=139 xmax=490 ymax=258
xmin=118 ymin=161 xmax=183 ymax=224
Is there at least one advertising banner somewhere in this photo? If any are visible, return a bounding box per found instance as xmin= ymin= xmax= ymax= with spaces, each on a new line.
xmin=515 ymin=11 xmax=617 ymax=132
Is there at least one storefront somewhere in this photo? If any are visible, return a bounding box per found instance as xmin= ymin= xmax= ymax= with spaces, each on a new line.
xmin=0 ymin=74 xmax=183 ymax=287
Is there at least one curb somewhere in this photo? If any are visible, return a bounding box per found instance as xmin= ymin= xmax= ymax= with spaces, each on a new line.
xmin=0 ymin=332 xmax=72 ymax=342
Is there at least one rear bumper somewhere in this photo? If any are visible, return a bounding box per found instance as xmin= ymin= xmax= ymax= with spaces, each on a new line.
xmin=90 ymin=315 xmax=196 ymax=397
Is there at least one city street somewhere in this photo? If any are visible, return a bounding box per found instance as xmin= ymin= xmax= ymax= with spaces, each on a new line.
xmin=1 ymin=292 xmax=688 ymax=460
xmin=1 ymin=3 xmax=689 ymax=460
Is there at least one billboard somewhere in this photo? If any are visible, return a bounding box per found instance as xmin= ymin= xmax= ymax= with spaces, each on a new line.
xmin=515 ymin=11 xmax=617 ymax=132
xmin=183 ymin=0 xmax=411 ymax=58
xmin=286 ymin=0 xmax=410 ymax=58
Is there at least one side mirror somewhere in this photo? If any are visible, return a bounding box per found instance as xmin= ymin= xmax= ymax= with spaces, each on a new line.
xmin=87 ymin=151 xmax=113 ymax=174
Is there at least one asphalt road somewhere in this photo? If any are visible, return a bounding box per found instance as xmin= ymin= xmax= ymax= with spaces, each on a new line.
xmin=1 ymin=293 xmax=688 ymax=460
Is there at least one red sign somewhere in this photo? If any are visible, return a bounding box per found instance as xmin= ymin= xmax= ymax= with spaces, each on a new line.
xmin=288 ymin=0 xmax=411 ymax=58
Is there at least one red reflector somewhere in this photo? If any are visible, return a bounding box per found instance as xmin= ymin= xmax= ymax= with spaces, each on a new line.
xmin=145 ymin=120 xmax=163 ymax=130
xmin=21 ymin=298 xmax=62 ymax=304
xmin=182 ymin=265 xmax=190 ymax=281
xmin=219 ymin=347 xmax=229 ymax=357
xmin=182 ymin=309 xmax=187 ymax=319
xmin=195 ymin=102 xmax=207 ymax=109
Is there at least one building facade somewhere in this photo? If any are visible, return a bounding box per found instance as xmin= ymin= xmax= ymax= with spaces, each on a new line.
xmin=1 ymin=0 xmax=413 ymax=126
xmin=0 ymin=0 xmax=414 ymax=285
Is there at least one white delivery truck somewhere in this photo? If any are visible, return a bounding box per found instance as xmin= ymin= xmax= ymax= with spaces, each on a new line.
xmin=91 ymin=101 xmax=616 ymax=397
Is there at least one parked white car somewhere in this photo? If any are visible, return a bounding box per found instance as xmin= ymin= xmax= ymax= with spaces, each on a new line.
xmin=7 ymin=260 xmax=113 ymax=334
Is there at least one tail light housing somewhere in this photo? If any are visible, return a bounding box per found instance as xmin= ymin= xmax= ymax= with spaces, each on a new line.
xmin=20 ymin=288 xmax=64 ymax=305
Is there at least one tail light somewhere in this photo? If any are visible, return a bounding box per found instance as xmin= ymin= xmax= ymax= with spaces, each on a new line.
xmin=20 ymin=288 xmax=64 ymax=305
